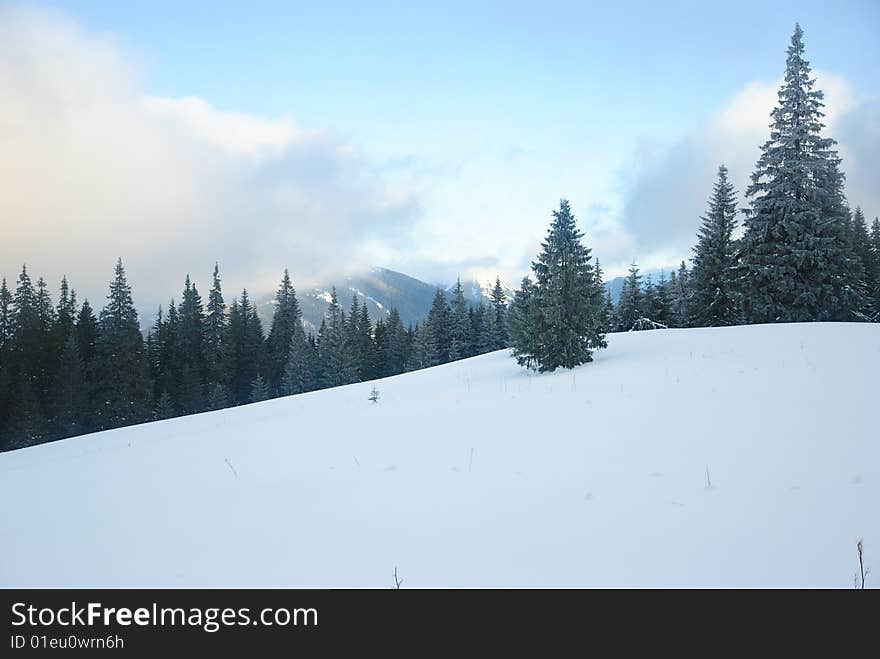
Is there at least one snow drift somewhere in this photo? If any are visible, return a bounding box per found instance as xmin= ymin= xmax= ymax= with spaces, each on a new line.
xmin=0 ymin=322 xmax=876 ymax=587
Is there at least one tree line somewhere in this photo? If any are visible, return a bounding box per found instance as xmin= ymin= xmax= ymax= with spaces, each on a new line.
xmin=508 ymin=24 xmax=879 ymax=372
xmin=2 ymin=24 xmax=877 ymax=445
xmin=0 ymin=261 xmax=510 ymax=452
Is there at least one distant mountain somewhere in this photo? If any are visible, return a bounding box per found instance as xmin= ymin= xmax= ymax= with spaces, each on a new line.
xmin=603 ymin=268 xmax=674 ymax=304
xmin=444 ymin=277 xmax=516 ymax=306
xmin=256 ymin=267 xmax=513 ymax=332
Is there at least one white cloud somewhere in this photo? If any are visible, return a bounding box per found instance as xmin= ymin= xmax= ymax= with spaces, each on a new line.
xmin=0 ymin=6 xmax=421 ymax=317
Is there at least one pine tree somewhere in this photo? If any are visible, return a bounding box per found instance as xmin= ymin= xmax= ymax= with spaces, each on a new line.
xmin=448 ymin=279 xmax=470 ymax=361
xmin=281 ymin=327 xmax=318 ymax=395
xmin=489 ymin=276 xmax=508 ymax=348
xmin=92 ymin=259 xmax=153 ymax=431
xmin=871 ymin=217 xmax=880 ymax=318
xmin=278 ymin=283 xmax=313 ymax=396
xmin=740 ymin=25 xmax=868 ymax=323
xmin=408 ymin=321 xmax=428 ymax=371
xmin=601 ymin=288 xmax=615 ymax=333
xmin=226 ymin=290 xmax=265 ymax=405
xmin=153 ymin=300 xmax=181 ymax=410
xmin=615 ymin=263 xmax=643 ymax=331
xmin=508 ymin=277 xmax=540 ymax=370
xmin=0 ymin=279 xmax=12 ymax=441
xmin=357 ymin=304 xmax=377 ymax=379
xmin=343 ymin=295 xmax=365 ymax=380
xmin=671 ymin=261 xmax=691 ymax=327
xmin=265 ymin=269 xmax=304 ymax=394
xmin=849 ymin=208 xmax=876 ymax=319
xmin=74 ymin=299 xmax=99 ymax=433
xmin=7 ymin=266 xmax=49 ymax=445
xmin=249 ymin=375 xmax=269 ymax=403
xmin=424 ymin=289 xmax=451 ymax=366
xmin=52 ymin=334 xmax=86 ymax=438
xmin=0 ymin=278 xmax=11 ymax=353
xmin=510 ymin=199 xmax=606 ymax=371
xmin=55 ymin=276 xmax=77 ymax=345
xmin=690 ymin=165 xmax=741 ymax=326
xmin=641 ymin=275 xmax=658 ymax=324
xmin=317 ymin=287 xmax=353 ymax=387
xmin=474 ymin=303 xmax=495 ymax=354
xmin=75 ymin=300 xmax=99 ymax=366
xmin=382 ymin=308 xmax=407 ymax=376
xmin=653 ymin=272 xmax=672 ymax=327
xmin=204 ymin=263 xmax=229 ymax=393
xmin=177 ymin=275 xmax=207 ymax=414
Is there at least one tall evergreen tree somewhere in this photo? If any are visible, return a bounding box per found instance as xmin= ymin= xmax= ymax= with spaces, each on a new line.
xmin=276 ymin=278 xmax=312 ymax=396
xmin=424 ymin=289 xmax=450 ymax=367
xmin=92 ymin=259 xmax=152 ymax=431
xmin=0 ymin=278 xmax=11 ymax=352
xmin=473 ymin=303 xmax=495 ymax=354
xmin=343 ymin=295 xmax=365 ymax=380
xmin=177 ymin=275 xmax=207 ymax=414
xmin=489 ymin=276 xmax=508 ymax=348
xmin=52 ymin=334 xmax=86 ymax=438
xmin=204 ymin=263 xmax=229 ymax=395
xmin=226 ymin=290 xmax=265 ymax=405
xmin=740 ymin=25 xmax=868 ymax=323
xmin=280 ymin=325 xmax=318 ymax=396
xmin=670 ymin=261 xmax=691 ymax=327
xmin=265 ymin=269 xmax=304 ymax=394
xmin=601 ymin=288 xmax=615 ymax=333
xmin=690 ymin=165 xmax=741 ymax=326
xmin=55 ymin=276 xmax=77 ymax=345
xmin=6 ymin=266 xmax=47 ymax=446
xmin=318 ymin=288 xmax=353 ymax=387
xmin=0 ymin=278 xmax=12 ymax=440
xmin=74 ymin=299 xmax=99 ymax=432
xmin=510 ymin=199 xmax=606 ymax=371
xmin=641 ymin=276 xmax=658 ymax=324
xmin=653 ymin=271 xmax=672 ymax=327
xmin=615 ymin=262 xmax=643 ymax=331
xmin=357 ymin=304 xmax=378 ymax=379
xmin=871 ymin=217 xmax=880 ymax=318
xmin=381 ymin=308 xmax=407 ymax=376
xmin=849 ymin=208 xmax=876 ymax=319
xmin=448 ymin=279 xmax=470 ymax=360
xmin=507 ymin=277 xmax=539 ymax=370
xmin=249 ymin=374 xmax=269 ymax=403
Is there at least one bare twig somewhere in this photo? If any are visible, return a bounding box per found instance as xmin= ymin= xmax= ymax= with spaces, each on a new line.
xmin=856 ymin=540 xmax=867 ymax=590
xmin=393 ymin=566 xmax=403 ymax=589
xmin=224 ymin=458 xmax=238 ymax=479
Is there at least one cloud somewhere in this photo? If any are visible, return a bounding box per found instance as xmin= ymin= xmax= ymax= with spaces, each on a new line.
xmin=0 ymin=6 xmax=422 ymax=318
xmin=615 ymin=72 xmax=877 ymax=272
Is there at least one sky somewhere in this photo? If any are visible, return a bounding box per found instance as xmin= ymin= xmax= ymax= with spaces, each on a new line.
xmin=1 ymin=1 xmax=878 ymax=315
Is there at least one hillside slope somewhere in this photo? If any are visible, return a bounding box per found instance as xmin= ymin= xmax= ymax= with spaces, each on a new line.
xmin=0 ymin=323 xmax=876 ymax=587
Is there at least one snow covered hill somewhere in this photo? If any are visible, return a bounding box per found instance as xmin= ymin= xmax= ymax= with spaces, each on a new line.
xmin=0 ymin=323 xmax=876 ymax=587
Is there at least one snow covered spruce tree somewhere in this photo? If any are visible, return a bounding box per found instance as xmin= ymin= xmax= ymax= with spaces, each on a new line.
xmin=509 ymin=199 xmax=606 ymax=372
xmin=92 ymin=259 xmax=152 ymax=431
xmin=740 ymin=24 xmax=868 ymax=323
xmin=689 ymin=165 xmax=741 ymax=326
xmin=265 ymin=269 xmax=304 ymax=394
xmin=614 ymin=262 xmax=643 ymax=331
